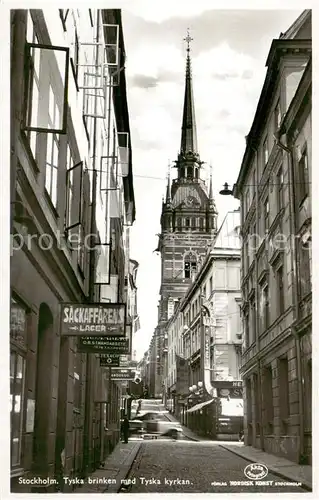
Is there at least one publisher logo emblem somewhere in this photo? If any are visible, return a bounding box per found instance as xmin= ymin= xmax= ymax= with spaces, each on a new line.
xmin=244 ymin=463 xmax=268 ymax=480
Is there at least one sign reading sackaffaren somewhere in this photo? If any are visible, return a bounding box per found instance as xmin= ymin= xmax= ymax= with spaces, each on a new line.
xmin=60 ymin=303 xmax=126 ymax=336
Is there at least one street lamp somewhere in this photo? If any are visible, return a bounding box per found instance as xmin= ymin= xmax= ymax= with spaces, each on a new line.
xmin=219 ymin=182 xmax=234 ymax=196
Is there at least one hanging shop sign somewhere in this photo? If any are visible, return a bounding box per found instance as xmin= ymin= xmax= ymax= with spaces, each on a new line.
xmin=212 ymin=381 xmax=243 ymax=388
xmin=100 ymin=354 xmax=120 ymax=367
xmin=77 ymin=336 xmax=130 ymax=354
xmin=110 ymin=368 xmax=135 ymax=381
xmin=212 ymin=381 xmax=243 ymax=398
xmin=60 ymin=303 xmax=126 ymax=336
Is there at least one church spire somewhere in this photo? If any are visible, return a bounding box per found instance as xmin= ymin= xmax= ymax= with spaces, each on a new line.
xmin=209 ymin=165 xmax=213 ymax=200
xmin=165 ymin=162 xmax=171 ymax=204
xmin=180 ymin=29 xmax=198 ymax=155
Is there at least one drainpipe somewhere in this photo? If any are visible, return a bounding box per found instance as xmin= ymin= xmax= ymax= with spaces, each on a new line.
xmin=274 ymin=134 xmax=304 ymax=462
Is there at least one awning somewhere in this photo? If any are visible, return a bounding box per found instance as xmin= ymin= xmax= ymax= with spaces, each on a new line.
xmin=186 ymin=399 xmax=215 ymax=413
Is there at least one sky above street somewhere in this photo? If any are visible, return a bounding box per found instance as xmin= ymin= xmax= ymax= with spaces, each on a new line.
xmin=122 ymin=7 xmax=302 ymax=360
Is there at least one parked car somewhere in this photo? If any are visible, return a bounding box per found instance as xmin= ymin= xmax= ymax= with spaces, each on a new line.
xmin=132 ymin=411 xmax=183 ymax=436
xmin=120 ymin=418 xmax=145 ymax=436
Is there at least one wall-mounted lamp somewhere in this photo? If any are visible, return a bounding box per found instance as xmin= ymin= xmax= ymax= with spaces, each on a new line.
xmin=219 ymin=182 xmax=234 ymax=196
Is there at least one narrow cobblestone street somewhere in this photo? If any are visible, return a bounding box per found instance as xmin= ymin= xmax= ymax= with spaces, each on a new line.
xmin=124 ymin=440 xmax=307 ymax=493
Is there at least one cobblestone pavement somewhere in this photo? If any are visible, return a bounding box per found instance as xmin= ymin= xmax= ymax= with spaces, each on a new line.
xmin=124 ymin=440 xmax=308 ymax=493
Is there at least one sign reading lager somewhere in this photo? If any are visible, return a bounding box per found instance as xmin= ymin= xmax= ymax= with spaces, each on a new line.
xmin=60 ymin=303 xmax=126 ymax=336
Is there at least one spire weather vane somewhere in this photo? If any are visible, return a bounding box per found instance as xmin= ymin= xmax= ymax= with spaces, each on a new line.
xmin=184 ymin=28 xmax=193 ymax=52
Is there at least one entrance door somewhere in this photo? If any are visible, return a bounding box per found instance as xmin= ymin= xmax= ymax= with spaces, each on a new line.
xmin=33 ymin=303 xmax=54 ymax=473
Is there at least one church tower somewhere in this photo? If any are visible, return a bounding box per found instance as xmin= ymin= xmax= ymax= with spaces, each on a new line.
xmin=157 ymin=31 xmax=218 ymax=325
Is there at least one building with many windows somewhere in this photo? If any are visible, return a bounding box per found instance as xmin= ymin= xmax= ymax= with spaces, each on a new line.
xmin=164 ymin=210 xmax=243 ymax=437
xmin=233 ymin=10 xmax=311 ymax=464
xmin=10 ymin=8 xmax=136 ymax=491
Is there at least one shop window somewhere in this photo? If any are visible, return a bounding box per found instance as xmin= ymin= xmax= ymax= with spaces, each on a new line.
xmin=10 ymin=298 xmax=27 ymax=347
xmin=10 ymin=297 xmax=27 ymax=470
xmin=10 ymin=352 xmax=25 ymax=469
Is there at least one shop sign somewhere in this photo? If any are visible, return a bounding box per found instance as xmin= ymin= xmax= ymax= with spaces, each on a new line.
xmin=204 ymin=326 xmax=210 ymax=369
xmin=214 ymin=381 xmax=243 ymax=399
xmin=213 ymin=381 xmax=243 ymax=388
xmin=60 ymin=303 xmax=126 ymax=336
xmin=77 ymin=336 xmax=129 ymax=354
xmin=217 ymin=387 xmax=243 ymax=398
xmin=110 ymin=368 xmax=135 ymax=381
xmin=100 ymin=354 xmax=120 ymax=367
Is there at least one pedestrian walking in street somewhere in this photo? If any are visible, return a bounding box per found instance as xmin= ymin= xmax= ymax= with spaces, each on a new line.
xmin=135 ymin=399 xmax=142 ymax=417
xmin=121 ymin=416 xmax=130 ymax=443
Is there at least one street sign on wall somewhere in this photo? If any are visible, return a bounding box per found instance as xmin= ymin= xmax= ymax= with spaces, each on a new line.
xmin=77 ymin=336 xmax=130 ymax=354
xmin=110 ymin=368 xmax=135 ymax=381
xmin=60 ymin=303 xmax=126 ymax=336
xmin=100 ymin=354 xmax=120 ymax=367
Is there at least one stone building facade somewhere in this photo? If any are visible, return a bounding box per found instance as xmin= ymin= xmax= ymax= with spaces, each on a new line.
xmin=10 ymin=8 xmax=135 ymax=491
xmin=165 ymin=210 xmax=243 ymax=428
xmin=233 ymin=10 xmax=311 ymax=464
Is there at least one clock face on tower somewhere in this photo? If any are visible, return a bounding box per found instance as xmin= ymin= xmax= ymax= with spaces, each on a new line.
xmin=185 ymin=196 xmax=197 ymax=207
